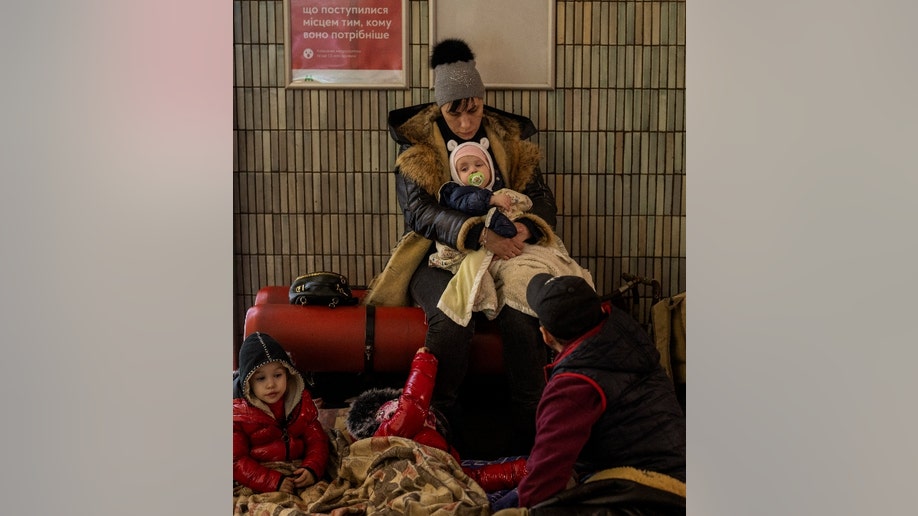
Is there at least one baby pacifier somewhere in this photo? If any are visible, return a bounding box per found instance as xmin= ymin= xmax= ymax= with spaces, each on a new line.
xmin=468 ymin=171 xmax=485 ymax=186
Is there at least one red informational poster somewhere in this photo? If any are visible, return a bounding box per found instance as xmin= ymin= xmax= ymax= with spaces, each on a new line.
xmin=287 ymin=0 xmax=406 ymax=87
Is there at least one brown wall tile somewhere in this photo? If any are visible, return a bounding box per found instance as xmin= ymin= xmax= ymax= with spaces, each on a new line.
xmin=233 ymin=0 xmax=687 ymax=344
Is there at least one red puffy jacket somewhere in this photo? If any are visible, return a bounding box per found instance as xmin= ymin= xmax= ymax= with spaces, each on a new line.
xmin=373 ymin=351 xmax=459 ymax=460
xmin=375 ymin=351 xmax=527 ymax=492
xmin=233 ymin=389 xmax=329 ymax=493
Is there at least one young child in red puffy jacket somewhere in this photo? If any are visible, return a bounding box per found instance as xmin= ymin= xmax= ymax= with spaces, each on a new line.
xmin=233 ymin=332 xmax=330 ymax=493
xmin=345 ymin=347 xmax=527 ymax=493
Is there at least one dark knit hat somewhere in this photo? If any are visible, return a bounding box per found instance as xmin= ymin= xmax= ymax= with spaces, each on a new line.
xmin=233 ymin=332 xmax=302 ymax=402
xmin=431 ymin=39 xmax=485 ymax=107
xmin=526 ymin=274 xmax=606 ymax=340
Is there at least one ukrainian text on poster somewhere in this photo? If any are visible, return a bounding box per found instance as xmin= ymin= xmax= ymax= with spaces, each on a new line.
xmin=289 ymin=0 xmax=405 ymax=86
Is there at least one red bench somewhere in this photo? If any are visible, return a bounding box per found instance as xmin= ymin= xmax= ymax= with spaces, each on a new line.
xmin=240 ymin=287 xmax=505 ymax=375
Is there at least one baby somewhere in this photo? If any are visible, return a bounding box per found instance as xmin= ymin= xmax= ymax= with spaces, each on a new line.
xmin=429 ymin=138 xmax=532 ymax=272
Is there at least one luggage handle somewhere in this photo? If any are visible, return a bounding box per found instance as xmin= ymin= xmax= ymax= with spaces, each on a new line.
xmin=364 ymin=304 xmax=376 ymax=374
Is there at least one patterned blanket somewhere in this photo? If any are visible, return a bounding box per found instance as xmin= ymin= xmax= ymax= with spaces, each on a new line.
xmin=233 ymin=430 xmax=490 ymax=516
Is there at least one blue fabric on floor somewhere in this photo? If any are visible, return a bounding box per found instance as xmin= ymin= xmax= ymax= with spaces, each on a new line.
xmin=491 ymin=488 xmax=519 ymax=510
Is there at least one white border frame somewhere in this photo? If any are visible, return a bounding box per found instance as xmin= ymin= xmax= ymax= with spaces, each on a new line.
xmin=430 ymin=0 xmax=555 ymax=89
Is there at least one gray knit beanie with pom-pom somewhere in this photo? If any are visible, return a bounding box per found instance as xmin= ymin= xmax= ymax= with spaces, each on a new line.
xmin=432 ymin=38 xmax=485 ymax=106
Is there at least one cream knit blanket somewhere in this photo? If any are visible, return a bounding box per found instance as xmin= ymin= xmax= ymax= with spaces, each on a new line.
xmin=437 ymin=240 xmax=593 ymax=326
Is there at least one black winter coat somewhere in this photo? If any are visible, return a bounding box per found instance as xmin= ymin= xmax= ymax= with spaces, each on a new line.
xmin=388 ymin=103 xmax=556 ymax=251
xmin=366 ymin=103 xmax=558 ymax=307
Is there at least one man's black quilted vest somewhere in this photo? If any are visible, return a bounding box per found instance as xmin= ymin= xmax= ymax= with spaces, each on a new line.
xmin=551 ymin=307 xmax=686 ymax=481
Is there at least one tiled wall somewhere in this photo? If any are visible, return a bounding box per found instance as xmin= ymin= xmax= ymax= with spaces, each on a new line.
xmin=233 ymin=0 xmax=686 ymax=346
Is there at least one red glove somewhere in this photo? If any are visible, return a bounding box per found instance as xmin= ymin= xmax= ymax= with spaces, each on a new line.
xmin=463 ymin=458 xmax=528 ymax=492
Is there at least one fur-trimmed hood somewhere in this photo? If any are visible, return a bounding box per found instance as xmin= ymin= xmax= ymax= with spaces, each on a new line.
xmin=345 ymin=387 xmax=402 ymax=439
xmin=389 ymin=104 xmax=543 ymax=198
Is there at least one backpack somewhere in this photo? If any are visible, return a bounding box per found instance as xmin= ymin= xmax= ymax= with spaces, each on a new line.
xmin=289 ymin=272 xmax=359 ymax=308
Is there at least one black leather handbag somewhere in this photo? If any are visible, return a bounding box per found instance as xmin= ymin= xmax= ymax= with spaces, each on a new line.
xmin=289 ymin=272 xmax=359 ymax=308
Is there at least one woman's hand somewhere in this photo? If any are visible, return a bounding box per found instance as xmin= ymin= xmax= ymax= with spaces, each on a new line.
xmin=481 ymin=228 xmax=525 ymax=260
xmin=513 ymin=222 xmax=532 ymax=242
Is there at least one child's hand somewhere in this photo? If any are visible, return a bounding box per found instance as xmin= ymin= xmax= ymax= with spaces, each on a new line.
xmin=490 ymin=192 xmax=512 ymax=211
xmin=278 ymin=476 xmax=297 ymax=494
xmin=291 ymin=468 xmax=316 ymax=488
